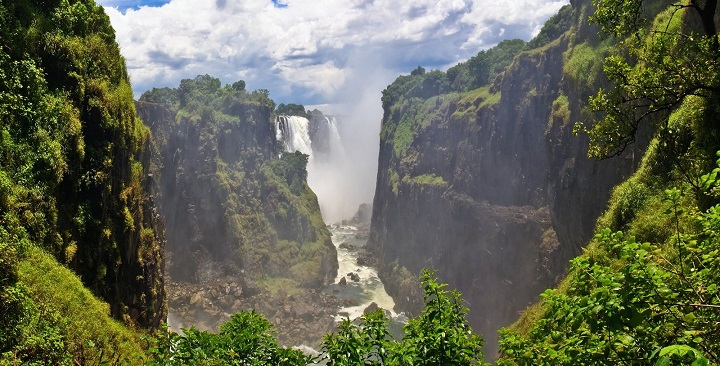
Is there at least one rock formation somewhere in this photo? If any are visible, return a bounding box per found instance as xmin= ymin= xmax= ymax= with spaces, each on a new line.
xmin=368 ymin=0 xmax=647 ymax=355
xmin=137 ymin=78 xmax=339 ymax=345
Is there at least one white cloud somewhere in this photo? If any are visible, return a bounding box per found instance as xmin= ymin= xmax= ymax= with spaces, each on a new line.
xmin=98 ymin=0 xmax=569 ymax=223
xmin=100 ymin=0 xmax=568 ymax=104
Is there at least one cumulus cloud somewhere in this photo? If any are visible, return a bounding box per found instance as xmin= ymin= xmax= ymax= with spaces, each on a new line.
xmin=99 ymin=0 xmax=569 ymax=222
xmin=100 ymin=0 xmax=568 ymax=104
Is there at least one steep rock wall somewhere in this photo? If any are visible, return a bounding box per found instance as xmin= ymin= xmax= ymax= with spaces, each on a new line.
xmin=368 ymin=0 xmax=646 ymax=355
xmin=137 ymin=95 xmax=337 ymax=289
xmin=0 ymin=0 xmax=166 ymax=331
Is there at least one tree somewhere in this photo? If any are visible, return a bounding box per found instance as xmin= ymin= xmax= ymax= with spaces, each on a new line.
xmin=146 ymin=311 xmax=312 ymax=365
xmin=320 ymin=269 xmax=486 ymax=365
xmin=467 ymin=51 xmax=489 ymax=89
xmin=178 ymin=74 xmax=222 ymax=107
xmin=232 ymin=80 xmax=246 ymax=91
xmin=275 ymin=103 xmax=307 ymax=117
xmin=580 ymin=0 xmax=720 ymax=159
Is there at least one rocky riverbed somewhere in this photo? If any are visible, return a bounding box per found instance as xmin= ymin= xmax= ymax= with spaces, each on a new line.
xmin=166 ymin=213 xmax=397 ymax=348
xmin=167 ymin=277 xmax=343 ymax=347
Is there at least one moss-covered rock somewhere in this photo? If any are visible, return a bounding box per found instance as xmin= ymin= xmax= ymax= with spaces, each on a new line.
xmin=137 ymin=75 xmax=337 ymax=292
xmin=0 ymin=0 xmax=165 ymax=361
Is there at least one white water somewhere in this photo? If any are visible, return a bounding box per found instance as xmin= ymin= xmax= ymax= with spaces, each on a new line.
xmin=276 ymin=115 xmax=313 ymax=158
xmin=327 ymin=225 xmax=397 ymax=320
xmin=276 ymin=114 xmax=353 ymax=222
xmin=275 ymin=114 xmax=405 ymax=327
xmin=324 ymin=116 xmax=345 ymax=157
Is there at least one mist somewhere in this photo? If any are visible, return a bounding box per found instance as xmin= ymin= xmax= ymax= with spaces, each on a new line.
xmin=306 ymin=52 xmax=396 ymax=224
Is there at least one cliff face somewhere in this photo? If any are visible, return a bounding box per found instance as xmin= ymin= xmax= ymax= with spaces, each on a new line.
xmin=0 ymin=0 xmax=165 ymax=334
xmin=137 ymin=79 xmax=337 ymax=290
xmin=368 ymin=0 xmax=645 ymax=354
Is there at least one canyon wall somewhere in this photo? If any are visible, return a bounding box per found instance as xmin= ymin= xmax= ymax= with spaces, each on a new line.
xmin=368 ymin=0 xmax=647 ymax=354
xmin=137 ymin=85 xmax=338 ymax=290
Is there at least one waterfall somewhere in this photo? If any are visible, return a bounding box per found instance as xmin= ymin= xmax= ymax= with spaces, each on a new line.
xmin=275 ymin=113 xmax=351 ymax=222
xmin=324 ymin=116 xmax=345 ymax=157
xmin=275 ymin=115 xmax=313 ymax=157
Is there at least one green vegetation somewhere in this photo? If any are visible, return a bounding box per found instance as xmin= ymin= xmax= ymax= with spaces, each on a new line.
xmin=563 ymin=40 xmax=612 ymax=93
xmin=380 ymin=36 xmax=520 ymax=162
xmin=549 ymin=94 xmax=571 ymax=129
xmin=138 ymin=87 xmax=179 ymax=106
xmin=4 ymin=0 xmax=720 ymax=363
xmin=447 ymin=39 xmax=527 ymax=92
xmin=146 ymin=311 xmax=313 ymax=365
xmin=497 ymin=1 xmax=720 ymax=364
xmin=276 ymin=103 xmax=308 ymax=117
xmin=389 ymin=168 xmax=400 ymax=195
xmin=143 ymin=74 xmax=333 ymax=290
xmin=525 ymin=4 xmax=575 ymax=49
xmin=498 ymin=174 xmax=720 ymax=363
xmin=5 ymin=247 xmax=146 ymax=364
xmin=580 ymin=0 xmax=720 ymax=158
xmin=0 ymin=0 xmax=163 ymax=362
xmin=381 ymin=39 xmax=525 ymax=114
xmin=147 ymin=270 xmax=486 ymax=365
xmin=322 ymin=270 xmax=485 ymax=365
xmin=409 ymin=173 xmax=448 ymax=188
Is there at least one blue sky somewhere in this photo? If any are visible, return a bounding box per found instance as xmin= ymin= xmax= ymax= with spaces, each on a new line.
xmin=97 ymin=0 xmax=170 ymax=12
xmin=99 ymin=0 xmax=568 ymax=108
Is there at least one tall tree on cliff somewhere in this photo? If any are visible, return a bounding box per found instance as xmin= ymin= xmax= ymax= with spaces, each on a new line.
xmin=580 ymin=0 xmax=720 ymax=159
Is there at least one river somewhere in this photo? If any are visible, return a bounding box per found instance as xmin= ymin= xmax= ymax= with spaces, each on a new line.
xmin=323 ymin=223 xmax=406 ymax=336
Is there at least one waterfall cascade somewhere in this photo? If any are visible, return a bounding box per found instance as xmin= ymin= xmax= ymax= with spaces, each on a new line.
xmin=275 ymin=114 xmax=349 ymax=221
xmin=276 ymin=115 xmax=314 ymax=156
xmin=274 ymin=114 xmax=401 ymax=329
xmin=324 ymin=116 xmax=345 ymax=157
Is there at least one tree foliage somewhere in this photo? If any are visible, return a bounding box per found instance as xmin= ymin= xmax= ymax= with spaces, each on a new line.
xmin=276 ymin=102 xmax=307 ymax=117
xmin=498 ymin=157 xmax=720 ymax=364
xmin=321 ymin=269 xmax=486 ymax=365
xmin=381 ymin=39 xmax=526 ymax=112
xmin=145 ymin=270 xmax=486 ymax=365
xmin=146 ymin=311 xmax=313 ymax=365
xmin=579 ymin=0 xmax=720 ymax=158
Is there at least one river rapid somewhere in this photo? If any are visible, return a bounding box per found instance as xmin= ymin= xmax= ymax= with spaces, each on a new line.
xmin=323 ymin=223 xmax=406 ymax=337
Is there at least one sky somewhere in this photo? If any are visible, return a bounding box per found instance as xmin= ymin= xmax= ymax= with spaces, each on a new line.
xmin=98 ymin=0 xmax=568 ymax=108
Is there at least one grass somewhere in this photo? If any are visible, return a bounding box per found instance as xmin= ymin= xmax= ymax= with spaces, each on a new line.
xmin=408 ymin=173 xmax=448 ymax=188
xmin=548 ymin=94 xmax=570 ymax=131
xmin=15 ymin=246 xmax=146 ymax=364
xmin=563 ymin=41 xmax=609 ymax=90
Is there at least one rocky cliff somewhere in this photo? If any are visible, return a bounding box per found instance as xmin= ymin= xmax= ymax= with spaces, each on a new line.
xmin=368 ymin=0 xmax=647 ymax=355
xmin=0 ymin=0 xmax=166 ymax=331
xmin=1 ymin=0 xmax=166 ymax=361
xmin=136 ymin=77 xmax=338 ymax=343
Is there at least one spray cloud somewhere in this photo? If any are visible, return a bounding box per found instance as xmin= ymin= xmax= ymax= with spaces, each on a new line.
xmin=303 ymin=49 xmax=397 ymax=224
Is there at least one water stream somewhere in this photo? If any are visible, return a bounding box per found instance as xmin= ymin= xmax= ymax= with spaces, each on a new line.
xmin=276 ymin=114 xmax=406 ymax=336
xmin=326 ymin=225 xmax=396 ymax=319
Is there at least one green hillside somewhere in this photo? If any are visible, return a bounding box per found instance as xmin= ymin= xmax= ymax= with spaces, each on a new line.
xmin=498 ymin=0 xmax=720 ymax=363
xmin=0 ymin=0 xmax=163 ymax=363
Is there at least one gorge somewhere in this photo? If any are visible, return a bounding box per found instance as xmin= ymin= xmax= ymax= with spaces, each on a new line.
xmin=367 ymin=0 xmax=646 ymax=355
xmin=3 ymin=0 xmax=720 ymax=363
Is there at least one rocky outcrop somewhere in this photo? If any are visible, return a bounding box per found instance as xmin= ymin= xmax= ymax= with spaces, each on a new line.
xmin=368 ymin=0 xmax=646 ymax=356
xmin=167 ymin=278 xmax=341 ymax=347
xmin=136 ymin=82 xmax=339 ymax=343
xmin=137 ymin=99 xmax=337 ymax=288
